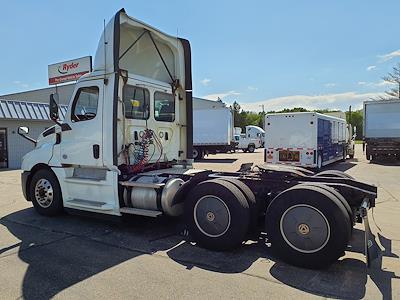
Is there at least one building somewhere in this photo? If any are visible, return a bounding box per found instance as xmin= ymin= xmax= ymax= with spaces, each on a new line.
xmin=0 ymin=99 xmax=67 ymax=169
xmin=0 ymin=85 xmax=224 ymax=169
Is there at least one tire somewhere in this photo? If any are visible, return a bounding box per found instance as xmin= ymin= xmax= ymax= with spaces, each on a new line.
xmin=248 ymin=145 xmax=255 ymax=153
xmin=314 ymin=170 xmax=354 ymax=180
xmin=243 ymin=149 xmax=248 ymax=153
xmin=193 ymin=148 xmax=203 ymax=160
xmin=349 ymin=154 xmax=354 ymax=159
xmin=316 ymin=154 xmax=323 ymax=170
xmin=215 ymin=178 xmax=258 ymax=232
xmin=184 ymin=179 xmax=250 ymax=250
xmin=342 ymin=149 xmax=347 ymax=162
xmin=299 ymin=183 xmax=354 ymax=234
xmin=265 ymin=184 xmax=350 ymax=269
xmin=29 ymin=169 xmax=63 ymax=216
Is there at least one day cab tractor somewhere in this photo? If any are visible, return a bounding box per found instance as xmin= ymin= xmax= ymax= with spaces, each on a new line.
xmin=18 ymin=9 xmax=379 ymax=269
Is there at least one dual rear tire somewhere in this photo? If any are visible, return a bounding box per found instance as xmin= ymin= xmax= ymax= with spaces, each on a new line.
xmin=265 ymin=184 xmax=351 ymax=268
xmin=184 ymin=179 xmax=257 ymax=250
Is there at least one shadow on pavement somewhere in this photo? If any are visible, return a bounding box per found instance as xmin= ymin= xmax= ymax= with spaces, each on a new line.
xmin=369 ymin=159 xmax=400 ymax=167
xmin=0 ymin=208 xmax=398 ymax=299
xmin=324 ymin=159 xmax=358 ymax=172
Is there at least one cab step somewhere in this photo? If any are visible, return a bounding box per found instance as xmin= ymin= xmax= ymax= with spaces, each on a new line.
xmin=119 ymin=207 xmax=162 ymax=217
xmin=66 ymin=199 xmax=114 ymax=211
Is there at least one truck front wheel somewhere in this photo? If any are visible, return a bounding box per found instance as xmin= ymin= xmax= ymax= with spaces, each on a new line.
xmin=265 ymin=184 xmax=350 ymax=269
xmin=184 ymin=179 xmax=250 ymax=250
xmin=29 ymin=169 xmax=63 ymax=216
xmin=247 ymin=144 xmax=255 ymax=153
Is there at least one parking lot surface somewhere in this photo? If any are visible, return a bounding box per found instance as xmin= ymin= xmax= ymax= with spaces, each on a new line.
xmin=0 ymin=144 xmax=399 ymax=299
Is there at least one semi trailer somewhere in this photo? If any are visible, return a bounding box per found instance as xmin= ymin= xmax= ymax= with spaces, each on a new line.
xmin=18 ymin=9 xmax=379 ymax=269
xmin=264 ymin=112 xmax=355 ymax=169
xmin=364 ymin=100 xmax=400 ymax=161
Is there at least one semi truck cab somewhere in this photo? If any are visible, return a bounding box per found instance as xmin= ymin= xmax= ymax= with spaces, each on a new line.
xmin=18 ymin=9 xmax=379 ymax=269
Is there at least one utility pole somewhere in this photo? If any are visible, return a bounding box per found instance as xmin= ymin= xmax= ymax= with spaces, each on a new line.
xmin=259 ymin=104 xmax=265 ymax=128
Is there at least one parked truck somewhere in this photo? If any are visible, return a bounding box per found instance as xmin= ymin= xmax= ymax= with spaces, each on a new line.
xmin=245 ymin=125 xmax=265 ymax=147
xmin=193 ymin=100 xmax=235 ymax=159
xmin=18 ymin=9 xmax=379 ymax=269
xmin=364 ymin=100 xmax=400 ymax=161
xmin=234 ymin=134 xmax=262 ymax=152
xmin=264 ymin=112 xmax=355 ymax=169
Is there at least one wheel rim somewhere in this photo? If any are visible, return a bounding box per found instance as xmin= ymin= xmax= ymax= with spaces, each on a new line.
xmin=280 ymin=204 xmax=330 ymax=253
xmin=193 ymin=149 xmax=199 ymax=159
xmin=34 ymin=179 xmax=54 ymax=208
xmin=194 ymin=195 xmax=231 ymax=237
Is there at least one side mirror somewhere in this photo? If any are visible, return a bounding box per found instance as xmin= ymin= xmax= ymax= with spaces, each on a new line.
xmin=17 ymin=126 xmax=36 ymax=144
xmin=49 ymin=94 xmax=59 ymax=121
xmin=18 ymin=126 xmax=29 ymax=135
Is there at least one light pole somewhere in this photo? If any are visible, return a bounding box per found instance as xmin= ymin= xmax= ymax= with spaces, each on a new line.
xmin=259 ymin=104 xmax=265 ymax=128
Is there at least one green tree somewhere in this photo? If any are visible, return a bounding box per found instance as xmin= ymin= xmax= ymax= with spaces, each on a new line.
xmin=381 ymin=63 xmax=400 ymax=99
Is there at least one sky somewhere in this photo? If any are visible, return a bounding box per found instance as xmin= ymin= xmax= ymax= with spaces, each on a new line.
xmin=1 ymin=0 xmax=400 ymax=112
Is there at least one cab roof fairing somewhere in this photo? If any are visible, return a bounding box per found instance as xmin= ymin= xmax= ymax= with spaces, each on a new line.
xmin=93 ymin=10 xmax=187 ymax=90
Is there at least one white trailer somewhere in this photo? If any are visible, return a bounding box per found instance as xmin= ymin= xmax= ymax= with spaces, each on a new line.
xmin=193 ymin=102 xmax=235 ymax=159
xmin=264 ymin=112 xmax=350 ymax=169
xmin=17 ymin=9 xmax=379 ymax=270
xmin=364 ymin=99 xmax=400 ymax=160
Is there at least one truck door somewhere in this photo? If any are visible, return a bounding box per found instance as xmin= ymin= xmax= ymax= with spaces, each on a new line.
xmin=60 ymin=81 xmax=103 ymax=166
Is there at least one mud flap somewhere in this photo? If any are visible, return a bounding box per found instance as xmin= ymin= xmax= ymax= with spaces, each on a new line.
xmin=361 ymin=199 xmax=381 ymax=267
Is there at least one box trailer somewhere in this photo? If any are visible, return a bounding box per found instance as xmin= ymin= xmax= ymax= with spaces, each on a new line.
xmin=193 ymin=105 xmax=235 ymax=159
xmin=264 ymin=112 xmax=353 ymax=169
xmin=364 ymin=100 xmax=400 ymax=160
xmin=18 ymin=9 xmax=379 ymax=269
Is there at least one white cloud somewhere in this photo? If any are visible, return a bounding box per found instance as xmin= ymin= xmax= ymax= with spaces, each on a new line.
xmin=357 ymin=80 xmax=394 ymax=87
xmin=378 ymin=49 xmax=400 ymax=62
xmin=240 ymin=91 xmax=383 ymax=112
xmin=324 ymin=83 xmax=336 ymax=88
xmin=247 ymin=86 xmax=258 ymax=91
xmin=200 ymin=78 xmax=211 ymax=86
xmin=202 ymin=90 xmax=241 ymax=101
xmin=366 ymin=65 xmax=376 ymax=71
xmin=12 ymin=80 xmax=29 ymax=89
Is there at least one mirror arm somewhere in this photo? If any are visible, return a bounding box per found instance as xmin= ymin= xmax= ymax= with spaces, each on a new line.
xmin=18 ymin=132 xmax=37 ymax=145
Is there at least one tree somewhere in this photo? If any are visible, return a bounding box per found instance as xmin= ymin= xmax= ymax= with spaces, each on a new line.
xmin=380 ymin=63 xmax=400 ymax=100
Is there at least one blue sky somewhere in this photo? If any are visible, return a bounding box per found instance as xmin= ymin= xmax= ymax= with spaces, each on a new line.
xmin=1 ymin=0 xmax=399 ymax=111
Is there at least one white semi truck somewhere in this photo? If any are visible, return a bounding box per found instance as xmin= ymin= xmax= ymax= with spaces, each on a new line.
xmin=264 ymin=112 xmax=355 ymax=169
xmin=364 ymin=100 xmax=400 ymax=161
xmin=18 ymin=9 xmax=379 ymax=269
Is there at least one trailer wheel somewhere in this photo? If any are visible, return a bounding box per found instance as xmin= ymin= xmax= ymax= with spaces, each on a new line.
xmin=314 ymin=170 xmax=354 ymax=180
xmin=248 ymin=144 xmax=255 ymax=153
xmin=265 ymin=184 xmax=350 ymax=269
xmin=29 ymin=169 xmax=63 ymax=216
xmin=215 ymin=178 xmax=259 ymax=232
xmin=185 ymin=179 xmax=250 ymax=250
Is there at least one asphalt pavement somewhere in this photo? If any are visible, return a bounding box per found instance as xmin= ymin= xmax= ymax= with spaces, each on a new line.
xmin=0 ymin=144 xmax=399 ymax=299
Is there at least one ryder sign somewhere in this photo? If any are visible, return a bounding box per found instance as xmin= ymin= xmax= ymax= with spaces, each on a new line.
xmin=48 ymin=56 xmax=92 ymax=85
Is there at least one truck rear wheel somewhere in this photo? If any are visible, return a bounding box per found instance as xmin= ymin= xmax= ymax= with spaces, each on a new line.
xmin=247 ymin=144 xmax=255 ymax=153
xmin=214 ymin=178 xmax=259 ymax=232
xmin=184 ymin=179 xmax=250 ymax=250
xmin=29 ymin=169 xmax=63 ymax=216
xmin=265 ymin=184 xmax=350 ymax=269
xmin=193 ymin=148 xmax=203 ymax=160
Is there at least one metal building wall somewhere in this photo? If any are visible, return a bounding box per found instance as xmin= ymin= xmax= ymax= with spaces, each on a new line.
xmin=0 ymin=84 xmax=75 ymax=105
xmin=0 ymin=120 xmax=51 ymax=169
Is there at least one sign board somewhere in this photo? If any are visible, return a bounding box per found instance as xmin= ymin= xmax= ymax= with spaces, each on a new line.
xmin=48 ymin=56 xmax=92 ymax=85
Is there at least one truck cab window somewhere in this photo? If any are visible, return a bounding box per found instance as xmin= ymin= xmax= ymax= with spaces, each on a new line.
xmin=123 ymin=85 xmax=150 ymax=119
xmin=72 ymin=86 xmax=99 ymax=122
xmin=154 ymin=92 xmax=175 ymax=122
